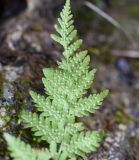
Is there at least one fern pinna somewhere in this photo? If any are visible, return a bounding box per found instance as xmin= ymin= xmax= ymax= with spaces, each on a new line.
xmin=4 ymin=0 xmax=108 ymax=159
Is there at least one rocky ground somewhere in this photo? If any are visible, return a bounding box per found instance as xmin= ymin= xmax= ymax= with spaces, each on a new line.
xmin=0 ymin=0 xmax=139 ymax=159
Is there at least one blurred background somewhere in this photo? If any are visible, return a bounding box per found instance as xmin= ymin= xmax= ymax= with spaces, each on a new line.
xmin=0 ymin=0 xmax=139 ymax=159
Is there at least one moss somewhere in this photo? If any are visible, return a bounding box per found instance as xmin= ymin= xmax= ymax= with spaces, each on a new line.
xmin=88 ymin=47 xmax=101 ymax=56
xmin=0 ymin=76 xmax=34 ymax=157
xmin=114 ymin=108 xmax=136 ymax=124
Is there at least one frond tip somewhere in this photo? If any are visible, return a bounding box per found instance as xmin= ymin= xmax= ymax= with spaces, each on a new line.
xmin=51 ymin=0 xmax=82 ymax=59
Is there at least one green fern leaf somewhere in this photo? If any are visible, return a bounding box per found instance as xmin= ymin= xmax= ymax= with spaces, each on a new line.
xmin=5 ymin=0 xmax=108 ymax=159
xmin=21 ymin=111 xmax=62 ymax=142
xmin=4 ymin=133 xmax=51 ymax=160
xmin=70 ymin=90 xmax=109 ymax=117
xmin=62 ymin=131 xmax=104 ymax=159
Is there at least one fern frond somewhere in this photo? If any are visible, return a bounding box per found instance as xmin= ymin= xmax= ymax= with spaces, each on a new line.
xmin=5 ymin=0 xmax=108 ymax=159
xmin=4 ymin=133 xmax=51 ymax=160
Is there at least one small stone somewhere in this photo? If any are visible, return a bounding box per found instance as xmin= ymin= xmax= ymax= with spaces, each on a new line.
xmin=118 ymin=124 xmax=127 ymax=131
xmin=0 ymin=108 xmax=6 ymax=116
